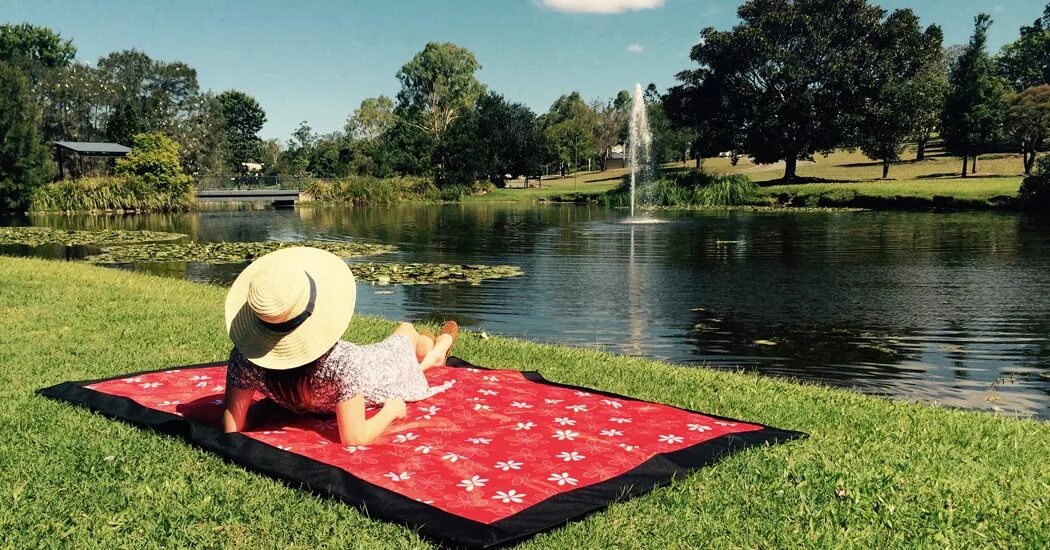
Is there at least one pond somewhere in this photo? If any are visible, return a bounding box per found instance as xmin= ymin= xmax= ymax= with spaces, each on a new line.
xmin=3 ymin=203 xmax=1049 ymax=419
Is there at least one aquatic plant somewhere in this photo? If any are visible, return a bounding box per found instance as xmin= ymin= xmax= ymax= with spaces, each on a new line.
xmin=85 ymin=240 xmax=396 ymax=264
xmin=351 ymin=262 xmax=522 ymax=285
xmin=599 ymin=172 xmax=758 ymax=208
xmin=0 ymin=226 xmax=185 ymax=246
xmin=30 ymin=176 xmax=195 ymax=213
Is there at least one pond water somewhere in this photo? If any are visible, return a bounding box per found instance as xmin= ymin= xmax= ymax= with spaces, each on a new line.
xmin=4 ymin=204 xmax=1049 ymax=419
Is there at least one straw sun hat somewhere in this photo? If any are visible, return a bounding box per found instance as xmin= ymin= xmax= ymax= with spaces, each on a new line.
xmin=225 ymin=247 xmax=356 ymax=370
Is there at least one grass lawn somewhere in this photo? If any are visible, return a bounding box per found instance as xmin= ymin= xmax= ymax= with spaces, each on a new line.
xmin=463 ymin=169 xmax=628 ymax=203
xmin=2 ymin=256 xmax=1048 ymax=548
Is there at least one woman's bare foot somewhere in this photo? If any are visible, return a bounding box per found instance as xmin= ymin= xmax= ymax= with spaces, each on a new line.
xmin=419 ymin=321 xmax=458 ymax=370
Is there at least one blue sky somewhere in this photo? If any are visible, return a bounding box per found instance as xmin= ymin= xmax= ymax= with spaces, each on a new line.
xmin=2 ymin=0 xmax=1046 ymax=140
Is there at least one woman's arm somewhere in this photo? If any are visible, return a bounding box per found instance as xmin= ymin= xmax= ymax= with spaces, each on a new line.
xmin=223 ymin=386 xmax=256 ymax=433
xmin=336 ymin=395 xmax=407 ymax=445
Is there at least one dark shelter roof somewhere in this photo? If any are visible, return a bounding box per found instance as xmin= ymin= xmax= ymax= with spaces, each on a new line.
xmin=54 ymin=141 xmax=131 ymax=156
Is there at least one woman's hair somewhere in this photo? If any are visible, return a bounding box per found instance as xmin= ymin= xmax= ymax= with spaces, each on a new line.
xmin=264 ymin=362 xmax=316 ymax=411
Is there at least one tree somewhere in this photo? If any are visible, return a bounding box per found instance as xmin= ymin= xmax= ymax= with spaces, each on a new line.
xmin=216 ymin=90 xmax=266 ymax=172
xmin=540 ymin=92 xmax=598 ymax=175
xmin=665 ymin=68 xmax=736 ymax=169
xmin=998 ymin=4 xmax=1050 ymax=91
xmin=395 ymin=42 xmax=485 ymax=140
xmin=115 ymin=132 xmax=193 ymax=197
xmin=472 ymin=93 xmax=544 ymax=184
xmin=0 ymin=23 xmax=75 ymax=83
xmin=592 ymin=93 xmax=628 ymax=170
xmin=1005 ymin=85 xmax=1050 ymax=174
xmin=0 ymin=62 xmax=49 ymax=211
xmin=678 ymin=0 xmax=894 ymax=180
xmin=346 ymin=96 xmax=395 ymax=142
xmin=858 ymin=12 xmax=942 ymax=178
xmin=909 ymin=40 xmax=950 ymax=160
xmin=941 ymin=14 xmax=1009 ymax=176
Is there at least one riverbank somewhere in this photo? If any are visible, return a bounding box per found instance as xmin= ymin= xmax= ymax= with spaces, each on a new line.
xmin=2 ymin=256 xmax=1047 ymax=547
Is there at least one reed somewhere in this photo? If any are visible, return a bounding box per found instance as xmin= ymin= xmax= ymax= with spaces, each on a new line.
xmin=30 ymin=176 xmax=195 ymax=213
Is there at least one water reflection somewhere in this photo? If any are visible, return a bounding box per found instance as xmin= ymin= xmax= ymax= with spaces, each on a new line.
xmin=4 ymin=204 xmax=1049 ymax=419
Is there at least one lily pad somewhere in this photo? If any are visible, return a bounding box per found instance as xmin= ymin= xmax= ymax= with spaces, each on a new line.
xmin=0 ymin=226 xmax=185 ymax=246
xmin=85 ymin=240 xmax=397 ymax=264
xmin=351 ymin=262 xmax=523 ymax=285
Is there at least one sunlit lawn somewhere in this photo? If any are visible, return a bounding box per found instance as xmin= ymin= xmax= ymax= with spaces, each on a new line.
xmin=2 ymin=256 xmax=1049 ymax=548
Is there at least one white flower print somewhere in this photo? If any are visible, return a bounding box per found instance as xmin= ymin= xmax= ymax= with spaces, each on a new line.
xmin=276 ymin=445 xmax=293 ymax=451
xmin=600 ymin=429 xmax=624 ymax=437
xmin=609 ymin=417 xmax=633 ymax=424
xmin=122 ymin=376 xmax=143 ymax=384
xmin=714 ymin=420 xmax=738 ymax=427
xmin=513 ymin=422 xmax=535 ymax=431
xmin=553 ymin=429 xmax=579 ymax=441
xmin=544 ymin=398 xmax=563 ymax=404
xmin=210 ymin=399 xmax=224 ymax=406
xmin=414 ymin=444 xmax=433 ymax=454
xmin=491 ymin=489 xmax=526 ymax=504
xmin=574 ymin=391 xmax=592 ymax=397
xmin=344 ymin=445 xmax=369 ymax=453
xmin=565 ymin=404 xmax=589 ymax=413
xmin=157 ymin=400 xmax=180 ymax=407
xmin=384 ymin=471 xmax=412 ymax=482
xmin=474 ymin=403 xmax=491 ymax=411
xmin=687 ymin=423 xmax=712 ymax=432
xmin=467 ymin=437 xmax=492 ymax=445
xmin=601 ymin=399 xmax=623 ymax=409
xmin=262 ymin=430 xmax=286 ymax=435
xmin=138 ymin=382 xmax=162 ymax=389
xmin=442 ymin=452 xmax=467 ymax=463
xmin=547 ymin=472 xmax=578 ymax=486
xmin=659 ymin=434 xmax=684 ymax=444
xmin=553 ymin=417 xmax=576 ymax=426
xmin=418 ymin=405 xmax=440 ymax=420
xmin=211 ymin=385 xmax=224 ymax=392
xmin=510 ymin=402 xmax=533 ymax=409
xmin=556 ymin=451 xmax=585 ymax=462
xmin=190 ymin=375 xmax=211 ymax=381
xmin=495 ymin=460 xmax=523 ymax=471
xmin=483 ymin=375 xmax=500 ymax=382
xmin=393 ymin=432 xmax=420 ymax=443
xmin=478 ymin=389 xmax=499 ymax=396
xmin=458 ymin=475 xmax=488 ymax=492
xmin=618 ymin=443 xmax=640 ymax=452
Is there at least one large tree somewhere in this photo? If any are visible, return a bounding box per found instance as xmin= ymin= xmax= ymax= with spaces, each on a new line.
xmin=346 ymin=96 xmax=396 ymax=142
xmin=96 ymin=50 xmax=200 ymax=147
xmin=0 ymin=62 xmax=50 ymax=211
xmin=998 ymin=4 xmax=1050 ymax=91
xmin=216 ymin=90 xmax=266 ymax=172
xmin=473 ymin=93 xmax=544 ymax=184
xmin=0 ymin=23 xmax=75 ymax=82
xmin=591 ymin=91 xmax=629 ymax=170
xmin=677 ymin=0 xmax=893 ymax=180
xmin=395 ymin=42 xmax=485 ymax=140
xmin=1005 ymin=85 xmax=1050 ymax=174
xmin=858 ymin=12 xmax=943 ymax=178
xmin=665 ymin=68 xmax=736 ymax=169
xmin=540 ymin=92 xmax=598 ymax=175
xmin=941 ymin=14 xmax=1009 ymax=176
xmin=909 ymin=40 xmax=950 ymax=160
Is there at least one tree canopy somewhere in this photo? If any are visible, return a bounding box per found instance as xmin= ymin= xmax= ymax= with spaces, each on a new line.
xmin=395 ymin=42 xmax=485 ymax=139
xmin=216 ymin=90 xmax=267 ymax=172
xmin=0 ymin=61 xmax=49 ymax=211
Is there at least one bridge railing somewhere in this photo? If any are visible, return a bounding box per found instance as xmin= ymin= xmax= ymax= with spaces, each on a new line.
xmin=196 ymin=175 xmax=312 ymax=190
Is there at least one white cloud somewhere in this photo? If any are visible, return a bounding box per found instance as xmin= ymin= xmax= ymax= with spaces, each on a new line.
xmin=626 ymin=43 xmax=645 ymax=53
xmin=540 ymin=0 xmax=664 ymax=14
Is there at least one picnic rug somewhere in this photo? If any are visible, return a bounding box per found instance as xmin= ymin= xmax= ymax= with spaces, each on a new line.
xmin=39 ymin=357 xmax=805 ymax=548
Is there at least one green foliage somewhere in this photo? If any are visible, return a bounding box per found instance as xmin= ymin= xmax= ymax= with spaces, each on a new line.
xmin=541 ymin=92 xmax=599 ymax=174
xmin=1005 ymin=85 xmax=1050 ymax=174
xmin=941 ymin=14 xmax=1010 ymax=174
xmin=600 ymin=172 xmax=757 ymax=208
xmin=0 ymin=23 xmax=75 ymax=79
xmin=678 ymin=0 xmax=895 ymax=179
xmin=858 ymin=13 xmax=944 ymax=177
xmin=1017 ymin=154 xmax=1050 ymax=210
xmin=997 ymin=6 xmax=1050 ymax=91
xmin=216 ymin=90 xmax=266 ymax=172
xmin=346 ymin=96 xmax=395 ymax=142
xmin=30 ymin=176 xmax=194 ymax=212
xmin=0 ymin=62 xmax=50 ymax=212
xmin=395 ymin=42 xmax=485 ymax=139
xmin=303 ymin=175 xmax=435 ymax=205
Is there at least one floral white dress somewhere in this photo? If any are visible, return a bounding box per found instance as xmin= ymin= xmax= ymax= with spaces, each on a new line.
xmin=227 ymin=335 xmax=454 ymax=414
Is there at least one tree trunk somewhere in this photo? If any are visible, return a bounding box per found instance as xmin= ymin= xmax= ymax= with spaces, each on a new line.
xmin=916 ymin=138 xmax=927 ymax=161
xmin=882 ymin=159 xmax=890 ymax=179
xmin=1024 ymin=150 xmax=1034 ymax=175
xmin=971 ymin=154 xmax=977 ymax=174
xmin=961 ymin=154 xmax=968 ymax=177
xmin=695 ymin=156 xmax=700 ymax=169
xmin=784 ymin=156 xmax=798 ymax=180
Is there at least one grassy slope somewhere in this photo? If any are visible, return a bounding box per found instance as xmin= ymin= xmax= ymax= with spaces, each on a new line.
xmin=1 ymin=257 xmax=1047 ymax=548
xmin=462 ymin=169 xmax=628 ymax=203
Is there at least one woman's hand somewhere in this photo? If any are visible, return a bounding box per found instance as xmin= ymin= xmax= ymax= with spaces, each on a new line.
xmin=384 ymin=398 xmax=407 ymax=419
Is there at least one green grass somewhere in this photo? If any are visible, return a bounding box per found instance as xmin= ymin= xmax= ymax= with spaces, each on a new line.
xmin=1 ymin=256 xmax=1048 ymax=548
xmin=759 ymin=178 xmax=1022 ymax=209
xmin=461 ymin=169 xmax=628 ymax=203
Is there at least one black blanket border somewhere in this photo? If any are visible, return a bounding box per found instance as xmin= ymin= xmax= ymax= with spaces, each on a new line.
xmin=38 ymin=357 xmax=806 ymax=548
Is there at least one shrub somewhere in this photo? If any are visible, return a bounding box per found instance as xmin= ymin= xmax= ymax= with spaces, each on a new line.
xmin=303 ymin=176 xmax=433 ymax=205
xmin=598 ymin=171 xmax=758 ymax=208
xmin=30 ymin=176 xmax=195 ymax=212
xmin=116 ymin=132 xmax=194 ymax=197
xmin=697 ymin=174 xmax=759 ymax=207
xmin=1018 ymin=155 xmax=1050 ymax=211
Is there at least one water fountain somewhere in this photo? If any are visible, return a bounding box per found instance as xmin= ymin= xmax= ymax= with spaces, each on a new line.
xmin=624 ymin=83 xmax=665 ymax=224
